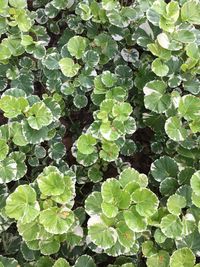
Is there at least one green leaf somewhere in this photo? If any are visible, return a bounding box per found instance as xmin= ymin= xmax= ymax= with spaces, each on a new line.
xmin=59 ymin=57 xmax=80 ymax=77
xmin=37 ymin=171 xmax=65 ymax=197
xmin=17 ymin=220 xmax=40 ymax=241
xmin=148 ymin=42 xmax=171 ymax=60
xmin=67 ymin=36 xmax=88 ymax=59
xmin=9 ymin=151 xmax=27 ymax=180
xmin=10 ymin=122 xmax=28 ymax=146
xmin=48 ymin=142 xmax=66 ymax=160
xmin=43 ymin=53 xmax=60 ymax=70
xmin=142 ymin=240 xmax=157 ymax=257
xmin=53 ymin=258 xmax=70 ymax=267
xmin=101 ymin=71 xmax=117 ymax=88
xmin=170 ymin=247 xmax=195 ymax=267
xmin=52 ymin=0 xmax=74 ymax=9
xmin=39 ymin=238 xmax=60 ymax=255
xmin=27 ymin=102 xmax=53 ymax=130
xmin=22 ymin=121 xmax=49 ymax=144
xmin=5 ymin=185 xmax=40 ymax=224
xmin=173 ymin=30 xmax=196 ymax=43
xmin=88 ymin=166 xmax=103 ymax=183
xmin=77 ymin=134 xmax=97 ymax=155
xmin=151 ymin=156 xmax=178 ymax=182
xmin=152 ymin=58 xmax=169 ymax=77
xmin=119 ymin=167 xmax=148 ymax=188
xmin=9 ymin=0 xmax=27 ymax=8
xmin=147 ymin=250 xmax=170 ymax=267
xmin=160 ymin=178 xmax=178 ymax=196
xmin=76 ymin=3 xmax=92 ymax=21
xmin=82 ymin=50 xmax=99 ymax=67
xmin=164 ymin=1 xmax=179 ymax=22
xmin=0 ymin=140 xmax=8 ymax=161
xmin=76 ymin=150 xmax=98 ymax=167
xmin=0 ymin=158 xmax=17 ymax=184
xmin=186 ymin=43 xmax=199 ymax=59
xmin=181 ymin=0 xmax=200 ymax=25
xmin=143 ymin=80 xmax=171 ymax=113
xmin=100 ymin=121 xmax=123 ymax=141
xmin=85 ymin=192 xmax=103 ymax=216
xmin=39 ymin=207 xmax=74 ymax=234
xmin=0 ymin=95 xmax=28 ymax=118
xmin=102 ymin=0 xmax=119 ymax=10
xmin=112 ymin=102 xmax=132 ymax=121
xmin=178 ymin=95 xmax=200 ymax=121
xmin=101 ymin=202 xmax=118 ymax=218
xmin=101 ymin=178 xmax=121 ymax=204
xmin=165 ymin=116 xmax=188 ymax=141
xmin=74 ymin=255 xmax=96 ymax=267
xmin=160 ymin=214 xmax=182 ymax=238
xmin=132 ymin=188 xmax=159 ymax=217
xmin=116 ymin=221 xmax=135 ymax=248
xmin=167 ymin=194 xmax=186 ymax=215
xmin=0 ymin=256 xmax=19 ymax=267
xmin=88 ymin=218 xmax=117 ymax=249
xmin=124 ymin=206 xmax=147 ymax=232
xmin=191 ymin=170 xmax=200 ymax=196
xmin=100 ymin=141 xmax=119 ymax=161
xmin=16 ymin=10 xmax=32 ymax=32
xmin=0 ymin=44 xmax=11 ymax=60
xmin=94 ymin=33 xmax=118 ymax=60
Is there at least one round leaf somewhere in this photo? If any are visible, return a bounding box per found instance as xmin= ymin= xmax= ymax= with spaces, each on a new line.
xmin=39 ymin=207 xmax=74 ymax=234
xmin=160 ymin=214 xmax=182 ymax=239
xmin=5 ymin=185 xmax=40 ymax=224
xmin=132 ymin=188 xmax=159 ymax=217
xmin=170 ymin=247 xmax=195 ymax=267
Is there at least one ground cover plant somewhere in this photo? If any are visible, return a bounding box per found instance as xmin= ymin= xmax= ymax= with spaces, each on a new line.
xmin=0 ymin=0 xmax=200 ymax=266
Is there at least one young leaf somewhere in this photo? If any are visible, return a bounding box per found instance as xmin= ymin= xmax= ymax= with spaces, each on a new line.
xmin=165 ymin=116 xmax=188 ymax=141
xmin=124 ymin=206 xmax=147 ymax=232
xmin=59 ymin=57 xmax=80 ymax=77
xmin=191 ymin=170 xmax=200 ymax=196
xmin=67 ymin=36 xmax=88 ymax=59
xmin=5 ymin=185 xmax=40 ymax=224
xmin=53 ymin=258 xmax=70 ymax=267
xmin=88 ymin=218 xmax=117 ymax=249
xmin=37 ymin=171 xmax=65 ymax=197
xmin=0 ymin=95 xmax=28 ymax=118
xmin=170 ymin=247 xmax=195 ymax=267
xmin=27 ymin=102 xmax=53 ymax=130
xmin=74 ymin=255 xmax=96 ymax=267
xmin=181 ymin=0 xmax=200 ymax=25
xmin=132 ymin=188 xmax=159 ymax=217
xmin=152 ymin=58 xmax=169 ymax=77
xmin=0 ymin=158 xmax=17 ymax=184
xmin=0 ymin=140 xmax=8 ymax=161
xmin=143 ymin=80 xmax=171 ymax=113
xmin=39 ymin=207 xmax=74 ymax=234
xmin=77 ymin=134 xmax=97 ymax=155
xmin=151 ymin=156 xmax=178 ymax=182
xmin=167 ymin=194 xmax=186 ymax=215
xmin=160 ymin=214 xmax=182 ymax=238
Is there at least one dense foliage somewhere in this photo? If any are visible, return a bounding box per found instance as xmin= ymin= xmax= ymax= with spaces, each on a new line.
xmin=0 ymin=0 xmax=200 ymax=266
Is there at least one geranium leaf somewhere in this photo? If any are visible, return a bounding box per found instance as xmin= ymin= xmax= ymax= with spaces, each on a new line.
xmin=143 ymin=80 xmax=171 ymax=113
xmin=39 ymin=207 xmax=74 ymax=234
xmin=77 ymin=134 xmax=97 ymax=155
xmin=132 ymin=188 xmax=159 ymax=217
xmin=59 ymin=57 xmax=80 ymax=77
xmin=160 ymin=214 xmax=182 ymax=239
xmin=27 ymin=102 xmax=53 ymax=130
xmin=170 ymin=247 xmax=195 ymax=267
xmin=5 ymin=185 xmax=40 ymax=224
xmin=67 ymin=36 xmax=88 ymax=59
